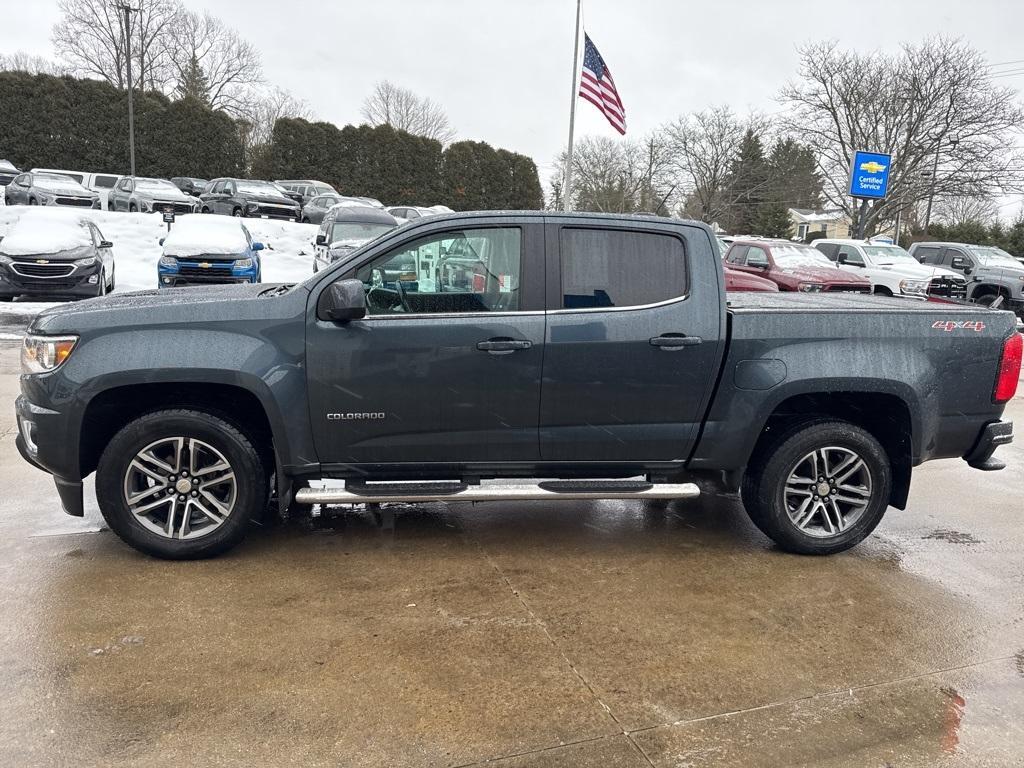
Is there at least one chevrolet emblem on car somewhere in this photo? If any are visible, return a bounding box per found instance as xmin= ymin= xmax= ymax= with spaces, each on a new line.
xmin=35 ymin=259 xmax=49 ymax=264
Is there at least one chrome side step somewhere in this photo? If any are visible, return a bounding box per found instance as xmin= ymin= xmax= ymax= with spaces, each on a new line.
xmin=294 ymin=479 xmax=700 ymax=505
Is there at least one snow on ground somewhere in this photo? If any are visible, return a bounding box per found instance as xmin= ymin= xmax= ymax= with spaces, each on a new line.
xmin=0 ymin=207 xmax=318 ymax=311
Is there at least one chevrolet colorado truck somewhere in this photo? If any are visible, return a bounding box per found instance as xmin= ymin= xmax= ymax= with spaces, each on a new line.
xmin=15 ymin=212 xmax=1020 ymax=559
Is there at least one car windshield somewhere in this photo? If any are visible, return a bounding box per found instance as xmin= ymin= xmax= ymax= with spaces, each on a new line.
xmin=136 ymin=179 xmax=179 ymax=192
xmin=35 ymin=174 xmax=87 ymax=191
xmin=771 ymin=245 xmax=832 ymax=268
xmin=236 ymin=181 xmax=281 ymax=195
xmin=863 ymin=245 xmax=916 ymax=263
xmin=331 ymin=222 xmax=394 ymax=244
xmin=968 ymin=246 xmax=1020 ymax=267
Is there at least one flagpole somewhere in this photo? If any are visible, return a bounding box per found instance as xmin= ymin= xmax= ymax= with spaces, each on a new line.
xmin=562 ymin=0 xmax=582 ymax=212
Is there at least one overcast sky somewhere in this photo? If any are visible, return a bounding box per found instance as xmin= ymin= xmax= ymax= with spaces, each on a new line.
xmin=2 ymin=0 xmax=1023 ymax=206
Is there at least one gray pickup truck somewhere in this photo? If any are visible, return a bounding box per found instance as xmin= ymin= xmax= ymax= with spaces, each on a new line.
xmin=910 ymin=241 xmax=1024 ymax=320
xmin=15 ymin=212 xmax=1020 ymax=559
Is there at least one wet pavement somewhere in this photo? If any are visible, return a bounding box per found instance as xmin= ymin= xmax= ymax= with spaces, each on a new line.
xmin=1 ymin=340 xmax=1022 ymax=766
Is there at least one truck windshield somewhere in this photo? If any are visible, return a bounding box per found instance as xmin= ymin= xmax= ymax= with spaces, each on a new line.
xmin=968 ymin=246 xmax=1020 ymax=267
xmin=863 ymin=245 xmax=916 ymax=263
xmin=331 ymin=222 xmax=394 ymax=244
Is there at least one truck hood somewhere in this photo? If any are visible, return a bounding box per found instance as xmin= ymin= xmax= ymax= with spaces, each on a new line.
xmin=870 ymin=262 xmax=961 ymax=281
xmin=778 ymin=265 xmax=868 ymax=285
xmin=246 ymin=194 xmax=297 ymax=206
xmin=30 ymin=283 xmax=309 ymax=335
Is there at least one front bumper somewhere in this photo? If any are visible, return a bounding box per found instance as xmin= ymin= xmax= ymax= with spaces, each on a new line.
xmin=0 ymin=262 xmax=103 ymax=298
xmin=15 ymin=393 xmax=84 ymax=516
xmin=963 ymin=420 xmax=1014 ymax=470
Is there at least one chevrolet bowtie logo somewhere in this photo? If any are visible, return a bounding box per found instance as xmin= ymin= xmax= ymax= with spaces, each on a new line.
xmin=860 ymin=160 xmax=887 ymax=174
xmin=35 ymin=259 xmax=49 ymax=264
xmin=199 ymin=262 xmax=211 ymax=268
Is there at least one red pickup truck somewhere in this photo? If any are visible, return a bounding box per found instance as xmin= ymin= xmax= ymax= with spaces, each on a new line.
xmin=725 ymin=239 xmax=871 ymax=293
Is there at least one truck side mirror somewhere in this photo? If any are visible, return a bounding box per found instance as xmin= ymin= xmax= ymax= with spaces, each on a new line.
xmin=315 ymin=234 xmax=327 ymax=246
xmin=322 ymin=279 xmax=366 ymax=322
xmin=837 ymin=253 xmax=847 ymax=264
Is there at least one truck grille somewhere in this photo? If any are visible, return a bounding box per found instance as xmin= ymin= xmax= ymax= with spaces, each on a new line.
xmin=55 ymin=196 xmax=93 ymax=207
xmin=178 ymin=258 xmax=236 ymax=278
xmin=928 ymin=276 xmax=968 ymax=300
xmin=255 ymin=204 xmax=296 ymax=218
xmin=11 ymin=262 xmax=76 ymax=278
xmin=155 ymin=201 xmax=195 ymax=215
xmin=825 ymin=285 xmax=871 ymax=294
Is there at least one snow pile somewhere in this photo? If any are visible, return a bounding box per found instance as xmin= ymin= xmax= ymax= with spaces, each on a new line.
xmin=0 ymin=208 xmax=320 ymax=301
xmin=0 ymin=208 xmax=93 ymax=255
xmin=162 ymin=216 xmax=250 ymax=257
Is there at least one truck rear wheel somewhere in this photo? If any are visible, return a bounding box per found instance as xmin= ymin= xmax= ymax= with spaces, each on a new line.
xmin=741 ymin=420 xmax=891 ymax=555
xmin=96 ymin=409 xmax=267 ymax=559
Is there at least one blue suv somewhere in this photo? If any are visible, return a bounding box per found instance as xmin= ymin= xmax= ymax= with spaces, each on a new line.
xmin=157 ymin=217 xmax=264 ymax=288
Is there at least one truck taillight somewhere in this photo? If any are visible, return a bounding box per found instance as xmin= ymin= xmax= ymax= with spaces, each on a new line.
xmin=994 ymin=332 xmax=1022 ymax=404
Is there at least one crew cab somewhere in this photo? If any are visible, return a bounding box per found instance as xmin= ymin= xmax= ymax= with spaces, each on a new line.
xmin=910 ymin=242 xmax=1024 ymax=321
xmin=813 ymin=239 xmax=968 ymax=299
xmin=15 ymin=213 xmax=1019 ymax=561
xmin=724 ymin=239 xmax=872 ymax=293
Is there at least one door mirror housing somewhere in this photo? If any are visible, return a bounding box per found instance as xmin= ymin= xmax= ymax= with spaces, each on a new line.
xmin=315 ymin=234 xmax=327 ymax=246
xmin=99 ymin=240 xmax=113 ymax=249
xmin=321 ymin=279 xmax=366 ymax=322
xmin=251 ymin=242 xmax=264 ymax=251
xmin=836 ymin=253 xmax=847 ymax=264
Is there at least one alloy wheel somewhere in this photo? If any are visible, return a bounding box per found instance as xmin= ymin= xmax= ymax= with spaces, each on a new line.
xmin=783 ymin=446 xmax=872 ymax=538
xmin=122 ymin=437 xmax=237 ymax=540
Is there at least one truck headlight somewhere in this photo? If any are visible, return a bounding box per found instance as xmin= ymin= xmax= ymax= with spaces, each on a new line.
xmin=158 ymin=256 xmax=178 ymax=268
xmin=21 ymin=334 xmax=78 ymax=374
xmin=246 ymin=202 xmax=259 ymax=212
xmin=37 ymin=193 xmax=54 ymax=204
xmin=899 ymin=279 xmax=929 ymax=296
xmin=798 ymin=282 xmax=824 ymax=292
xmin=74 ymin=256 xmax=97 ymax=267
xmin=234 ymin=258 xmax=253 ymax=268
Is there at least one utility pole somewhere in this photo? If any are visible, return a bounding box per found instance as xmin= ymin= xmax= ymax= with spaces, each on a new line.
xmin=562 ymin=0 xmax=582 ymax=212
xmin=119 ymin=3 xmax=139 ymax=178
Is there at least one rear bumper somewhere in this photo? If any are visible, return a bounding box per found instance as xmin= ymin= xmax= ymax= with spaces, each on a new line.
xmin=963 ymin=420 xmax=1014 ymax=470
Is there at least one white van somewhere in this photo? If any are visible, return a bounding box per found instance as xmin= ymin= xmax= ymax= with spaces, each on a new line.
xmin=30 ymin=169 xmax=123 ymax=209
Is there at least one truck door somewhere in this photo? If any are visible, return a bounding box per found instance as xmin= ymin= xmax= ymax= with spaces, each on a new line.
xmin=539 ymin=222 xmax=725 ymax=462
xmin=306 ymin=217 xmax=546 ymax=465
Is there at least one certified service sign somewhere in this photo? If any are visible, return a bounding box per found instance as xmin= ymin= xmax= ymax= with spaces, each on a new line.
xmin=848 ymin=150 xmax=892 ymax=199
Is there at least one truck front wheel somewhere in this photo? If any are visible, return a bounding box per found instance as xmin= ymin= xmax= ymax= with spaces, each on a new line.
xmin=741 ymin=420 xmax=891 ymax=555
xmin=96 ymin=409 xmax=267 ymax=559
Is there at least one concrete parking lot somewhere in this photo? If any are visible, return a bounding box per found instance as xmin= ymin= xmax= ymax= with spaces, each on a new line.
xmin=1 ymin=336 xmax=1023 ymax=767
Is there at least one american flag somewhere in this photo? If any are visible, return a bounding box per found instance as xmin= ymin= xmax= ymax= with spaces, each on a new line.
xmin=579 ymin=34 xmax=626 ymax=135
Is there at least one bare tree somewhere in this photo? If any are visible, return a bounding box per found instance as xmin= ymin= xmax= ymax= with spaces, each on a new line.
xmin=664 ymin=106 xmax=757 ymax=224
xmin=361 ymin=80 xmax=456 ymax=144
xmin=240 ymin=86 xmax=312 ymax=148
xmin=552 ymin=133 xmax=676 ymax=214
xmin=169 ymin=10 xmax=262 ymax=113
xmin=0 ymin=51 xmax=69 ymax=75
xmin=933 ymin=195 xmax=999 ymax=227
xmin=779 ymin=37 xmax=1024 ymax=236
xmin=52 ymin=0 xmax=180 ymax=91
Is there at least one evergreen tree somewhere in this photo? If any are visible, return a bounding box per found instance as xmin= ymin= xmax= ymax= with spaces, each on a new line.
xmin=755 ymin=202 xmax=793 ymax=239
xmin=723 ymin=129 xmax=768 ymax=233
xmin=766 ymin=138 xmax=822 ymax=211
xmin=175 ymin=55 xmax=211 ymax=106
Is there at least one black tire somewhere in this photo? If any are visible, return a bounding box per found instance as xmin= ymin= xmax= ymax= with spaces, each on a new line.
xmin=29 ymin=198 xmax=37 ymax=205
xmin=741 ymin=420 xmax=891 ymax=555
xmin=108 ymin=267 xmax=116 ymax=292
xmin=873 ymin=286 xmax=892 ymax=297
xmin=975 ymin=293 xmax=1001 ymax=308
xmin=96 ymin=409 xmax=267 ymax=559
xmin=96 ymin=268 xmax=107 ymax=296
xmin=301 ymin=217 xmax=310 ymax=224
xmin=233 ymin=208 xmax=243 ymax=217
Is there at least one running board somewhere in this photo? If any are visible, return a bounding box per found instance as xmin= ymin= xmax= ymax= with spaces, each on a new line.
xmin=294 ymin=479 xmax=700 ymax=505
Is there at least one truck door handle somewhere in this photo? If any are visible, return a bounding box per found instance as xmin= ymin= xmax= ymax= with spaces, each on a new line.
xmin=477 ymin=338 xmax=533 ymax=354
xmin=650 ymin=334 xmax=702 ymax=349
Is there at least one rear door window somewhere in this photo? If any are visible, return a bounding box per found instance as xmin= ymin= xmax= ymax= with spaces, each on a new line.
xmin=558 ymin=228 xmax=687 ymax=309
xmin=816 ymin=243 xmax=839 ymax=260
xmin=915 ymin=246 xmax=941 ymax=264
xmin=93 ymin=175 xmax=119 ymax=189
xmin=745 ymin=246 xmax=769 ymax=268
xmin=725 ymin=245 xmax=747 ymax=264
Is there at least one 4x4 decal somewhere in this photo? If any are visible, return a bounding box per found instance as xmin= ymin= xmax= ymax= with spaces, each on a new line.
xmin=932 ymin=320 xmax=986 ymax=333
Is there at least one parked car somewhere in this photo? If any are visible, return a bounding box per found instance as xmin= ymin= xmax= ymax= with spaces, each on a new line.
xmin=157 ymin=215 xmax=263 ymax=288
xmin=276 ymin=180 xmax=338 ymax=207
xmin=30 ymin=168 xmax=122 ymax=208
xmin=0 ymin=159 xmax=20 ymax=187
xmin=313 ymin=206 xmax=397 ymax=272
xmin=387 ymin=206 xmax=438 ymax=224
xmin=14 ymin=212 xmax=1019 ymax=559
xmin=814 ymin=239 xmax=968 ymax=300
xmin=4 ymin=172 xmax=100 ymax=209
xmin=0 ymin=208 xmax=114 ymax=300
xmin=300 ymin=194 xmax=368 ymax=224
xmin=910 ymin=241 xmax=1024 ymax=320
xmin=170 ymin=177 xmax=209 ymax=197
xmin=356 ymin=196 xmax=386 ymax=209
xmin=724 ymin=267 xmax=779 ymax=292
xmin=108 ymin=177 xmax=200 ymax=214
xmin=199 ymin=178 xmax=301 ymax=221
xmin=724 ymin=239 xmax=872 ymax=293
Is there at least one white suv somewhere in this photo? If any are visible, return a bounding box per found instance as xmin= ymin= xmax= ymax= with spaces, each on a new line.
xmin=814 ymin=239 xmax=967 ymax=300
